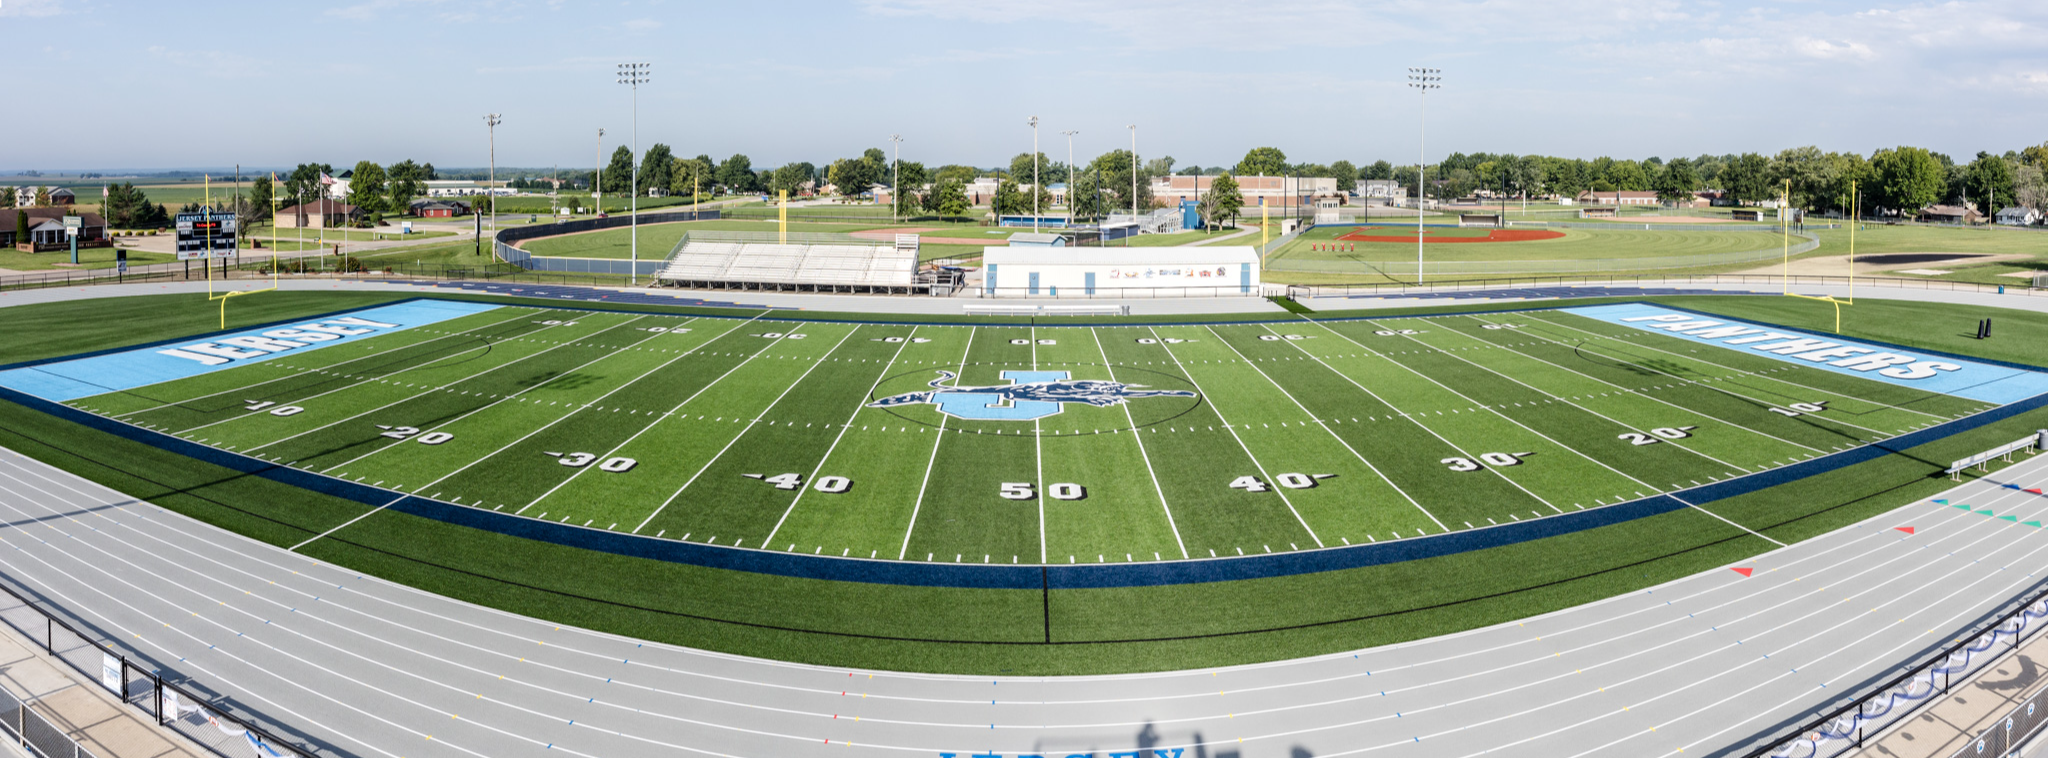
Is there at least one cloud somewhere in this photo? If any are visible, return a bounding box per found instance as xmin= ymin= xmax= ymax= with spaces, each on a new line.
xmin=0 ymin=0 xmax=68 ymax=17
xmin=146 ymin=46 xmax=266 ymax=80
xmin=625 ymin=18 xmax=662 ymax=33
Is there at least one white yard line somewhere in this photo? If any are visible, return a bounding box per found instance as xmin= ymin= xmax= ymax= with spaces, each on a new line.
xmin=1526 ymin=311 xmax=1960 ymax=421
xmin=306 ymin=315 xmax=666 ymax=471
xmin=898 ymin=327 xmax=976 ymax=559
xmin=1088 ymin=327 xmax=1189 ymax=559
xmin=1149 ymin=326 xmax=1323 ymax=548
xmin=112 ymin=307 xmax=541 ymax=419
xmin=632 ymin=327 xmax=862 ymax=535
xmin=760 ymin=325 xmax=918 ymax=547
xmin=289 ymin=494 xmax=410 ymax=551
xmin=1204 ymin=325 xmax=1446 ymax=533
xmin=1664 ymin=493 xmax=1788 ymax=547
xmin=244 ymin=315 xmax=649 ymax=457
xmin=1512 ymin=313 xmax=1900 ymax=437
xmin=1459 ymin=313 xmax=1825 ymax=457
xmin=1361 ymin=317 xmax=1753 ymax=474
xmin=1279 ymin=319 xmax=1563 ymax=511
xmin=1032 ymin=325 xmax=1047 ymax=565
xmin=521 ymin=316 xmax=772 ymax=515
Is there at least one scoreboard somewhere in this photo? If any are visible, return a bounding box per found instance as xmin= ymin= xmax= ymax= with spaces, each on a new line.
xmin=175 ymin=212 xmax=238 ymax=260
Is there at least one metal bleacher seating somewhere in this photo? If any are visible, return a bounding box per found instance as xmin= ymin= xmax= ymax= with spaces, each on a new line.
xmin=653 ymin=234 xmax=932 ymax=294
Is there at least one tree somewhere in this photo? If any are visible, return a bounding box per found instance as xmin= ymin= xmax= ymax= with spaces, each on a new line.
xmin=1235 ymin=147 xmax=1288 ymax=177
xmin=932 ymin=164 xmax=977 ymax=185
xmin=14 ymin=209 xmax=26 ymax=243
xmin=1967 ymin=152 xmax=2017 ymax=217
xmin=827 ymin=157 xmax=877 ymax=200
xmin=669 ymin=157 xmax=712 ymax=197
xmin=768 ymin=162 xmax=810 ymax=197
xmin=1209 ymin=173 xmax=1244 ymax=227
xmin=716 ymin=154 xmax=756 ymax=193
xmin=387 ymin=159 xmax=426 ymax=211
xmin=2014 ymin=164 xmax=2048 ymax=212
xmin=1144 ymin=156 xmax=1175 ymax=179
xmin=347 ymin=161 xmax=388 ymax=213
xmin=1009 ymin=152 xmax=1052 ymax=186
xmin=925 ymin=178 xmax=969 ymax=217
xmin=1088 ymin=149 xmax=1153 ymax=213
xmin=890 ymin=161 xmax=928 ymax=208
xmin=1365 ymin=160 xmax=1393 ymax=181
xmin=1065 ymin=169 xmax=1106 ymax=220
xmin=641 ymin=144 xmax=675 ymax=195
xmin=1513 ymin=155 xmax=1547 ymax=199
xmin=249 ymin=176 xmax=274 ymax=221
xmin=991 ymin=179 xmax=1028 ymax=216
xmin=33 ymin=187 xmax=51 ymax=207
xmin=602 ymin=147 xmax=637 ymax=195
xmin=1330 ymin=160 xmax=1357 ymax=192
xmin=1603 ymin=161 xmax=1649 ymax=192
xmin=1654 ymin=157 xmax=1699 ymax=205
xmin=1177 ymin=165 xmax=1205 ymax=176
xmin=1767 ymin=146 xmax=1836 ymax=209
xmin=1719 ymin=153 xmax=1772 ymax=205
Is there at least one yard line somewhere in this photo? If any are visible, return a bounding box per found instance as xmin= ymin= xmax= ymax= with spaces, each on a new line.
xmin=246 ymin=316 xmax=652 ymax=456
xmin=290 ymin=494 xmax=410 ymax=551
xmin=111 ymin=307 xmax=543 ymax=419
xmin=1510 ymin=314 xmax=1900 ymax=437
xmin=1270 ymin=321 xmax=1562 ymax=511
xmin=174 ymin=310 xmax=583 ymax=436
xmin=524 ymin=317 xmax=779 ymax=517
xmin=1203 ymin=325 xmax=1444 ymax=534
xmin=304 ymin=315 xmax=667 ymax=470
xmin=1032 ymin=325 xmax=1047 ymax=565
xmin=1664 ymin=492 xmax=1787 ymax=547
xmin=1087 ymin=327 xmax=1188 ymax=559
xmin=1149 ymin=327 xmax=1323 ymax=547
xmin=633 ymin=327 xmax=862 ymax=534
xmin=899 ymin=327 xmax=976 ymax=559
xmin=1523 ymin=312 xmax=1959 ymax=421
xmin=1360 ymin=317 xmax=1755 ymax=473
xmin=760 ymin=326 xmax=919 ymax=547
xmin=1461 ymin=313 xmax=1824 ymax=456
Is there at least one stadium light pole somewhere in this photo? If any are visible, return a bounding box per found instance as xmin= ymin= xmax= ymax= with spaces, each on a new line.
xmin=889 ymin=134 xmax=903 ymax=222
xmin=485 ymin=113 xmax=502 ymax=257
xmin=1061 ymin=130 xmax=1079 ymax=221
xmin=618 ymin=62 xmax=650 ymax=286
xmin=595 ymin=128 xmax=604 ymax=215
xmin=1408 ymin=67 xmax=1440 ymax=284
xmin=1028 ymin=116 xmax=1040 ymax=232
xmin=1128 ymin=124 xmax=1137 ymax=246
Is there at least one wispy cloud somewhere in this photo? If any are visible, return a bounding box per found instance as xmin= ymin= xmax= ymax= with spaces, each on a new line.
xmin=146 ymin=46 xmax=266 ymax=79
xmin=625 ymin=18 xmax=662 ymax=33
xmin=0 ymin=0 xmax=70 ymax=18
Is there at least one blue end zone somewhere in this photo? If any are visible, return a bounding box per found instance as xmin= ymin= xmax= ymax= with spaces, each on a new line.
xmin=1567 ymin=303 xmax=2048 ymax=405
xmin=0 ymin=300 xmax=502 ymax=402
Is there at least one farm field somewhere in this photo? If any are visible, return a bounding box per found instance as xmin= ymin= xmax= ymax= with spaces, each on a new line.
xmin=33 ymin=300 xmax=2019 ymax=568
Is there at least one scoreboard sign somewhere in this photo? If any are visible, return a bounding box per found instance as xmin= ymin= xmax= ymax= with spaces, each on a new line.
xmin=175 ymin=212 xmax=238 ymax=260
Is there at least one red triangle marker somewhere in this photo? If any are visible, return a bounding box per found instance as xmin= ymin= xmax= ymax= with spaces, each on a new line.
xmin=2027 ymin=489 xmax=2043 ymax=495
xmin=1731 ymin=567 xmax=1753 ymax=577
xmin=1895 ymin=527 xmax=1915 ymax=535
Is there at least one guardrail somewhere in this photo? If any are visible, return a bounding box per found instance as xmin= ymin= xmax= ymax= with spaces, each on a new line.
xmin=1740 ymin=576 xmax=2048 ymax=757
xmin=1948 ymin=432 xmax=2048 ymax=478
xmin=0 ymin=683 xmax=101 ymax=758
xmin=0 ymin=577 xmax=310 ymax=758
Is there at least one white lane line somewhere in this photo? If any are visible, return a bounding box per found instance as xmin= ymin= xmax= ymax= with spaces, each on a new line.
xmin=1666 ymin=492 xmax=1788 ymax=547
xmin=761 ymin=325 xmax=917 ymax=547
xmin=1208 ymin=324 xmax=1445 ymax=533
xmin=634 ymin=327 xmax=862 ymax=534
xmin=1089 ymin=326 xmax=1189 ymax=560
xmin=1149 ymin=326 xmax=1323 ymax=547
xmin=519 ymin=315 xmax=768 ymax=515
xmin=289 ymin=493 xmax=409 ymax=551
xmin=899 ymin=327 xmax=976 ymax=559
xmin=112 ymin=307 xmax=542 ymax=419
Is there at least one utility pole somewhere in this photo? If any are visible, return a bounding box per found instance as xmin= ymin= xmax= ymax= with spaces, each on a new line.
xmin=889 ymin=134 xmax=903 ymax=222
xmin=1062 ymin=130 xmax=1079 ymax=223
xmin=1407 ymin=67 xmax=1440 ymax=284
xmin=1028 ymin=116 xmax=1040 ymax=233
xmin=485 ymin=113 xmax=502 ymax=258
xmin=618 ymin=62 xmax=650 ymax=285
xmin=595 ymin=128 xmax=605 ymax=215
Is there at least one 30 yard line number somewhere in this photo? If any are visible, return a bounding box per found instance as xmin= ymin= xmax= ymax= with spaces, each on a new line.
xmin=546 ymin=451 xmax=637 ymax=472
xmin=1443 ymin=453 xmax=1529 ymax=471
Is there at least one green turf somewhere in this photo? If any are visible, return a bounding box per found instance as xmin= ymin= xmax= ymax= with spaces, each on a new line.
xmin=3 ymin=290 xmax=2047 ymax=674
xmin=0 ymin=244 xmax=178 ymax=272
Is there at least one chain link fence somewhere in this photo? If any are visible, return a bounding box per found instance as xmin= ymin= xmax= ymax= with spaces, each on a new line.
xmin=1265 ymin=231 xmax=1822 ymax=276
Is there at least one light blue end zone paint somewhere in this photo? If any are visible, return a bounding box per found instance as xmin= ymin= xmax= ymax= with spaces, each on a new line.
xmin=1566 ymin=303 xmax=2048 ymax=404
xmin=0 ymin=300 xmax=504 ymax=402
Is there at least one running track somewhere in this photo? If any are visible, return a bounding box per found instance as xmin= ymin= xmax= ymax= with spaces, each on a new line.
xmin=0 ymin=447 xmax=2045 ymax=758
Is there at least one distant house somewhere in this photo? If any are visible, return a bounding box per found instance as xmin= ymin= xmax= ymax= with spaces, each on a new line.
xmin=410 ymin=200 xmax=471 ymax=218
xmin=1579 ymin=190 xmax=1661 ymax=206
xmin=1995 ymin=206 xmax=2041 ymax=226
xmin=12 ymin=186 xmax=76 ymax=206
xmin=1 ymin=208 xmax=109 ymax=251
xmin=277 ymin=199 xmax=362 ymax=228
xmin=1918 ymin=205 xmax=1982 ymax=224
xmin=46 ymin=187 xmax=76 ymax=205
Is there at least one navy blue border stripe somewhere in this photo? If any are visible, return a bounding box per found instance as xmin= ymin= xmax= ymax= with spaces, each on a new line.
xmin=8 ymin=296 xmax=2047 ymax=591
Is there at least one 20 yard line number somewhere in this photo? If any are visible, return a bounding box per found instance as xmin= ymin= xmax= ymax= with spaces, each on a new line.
xmin=1619 ymin=425 xmax=1698 ymax=446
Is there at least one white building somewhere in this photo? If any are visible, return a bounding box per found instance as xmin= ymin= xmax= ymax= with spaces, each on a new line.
xmin=979 ymin=246 xmax=1260 ymax=298
xmin=1995 ymin=206 xmax=2041 ymax=226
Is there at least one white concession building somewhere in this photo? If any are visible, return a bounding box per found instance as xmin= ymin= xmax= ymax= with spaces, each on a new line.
xmin=979 ymin=246 xmax=1260 ymax=298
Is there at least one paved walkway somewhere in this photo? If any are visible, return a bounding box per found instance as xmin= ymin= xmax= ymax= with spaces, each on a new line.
xmin=1858 ymin=628 xmax=2048 ymax=758
xmin=0 ymin=611 xmax=204 ymax=758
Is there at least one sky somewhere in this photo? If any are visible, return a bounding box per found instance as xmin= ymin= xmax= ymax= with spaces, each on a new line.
xmin=2 ymin=0 xmax=2043 ymax=173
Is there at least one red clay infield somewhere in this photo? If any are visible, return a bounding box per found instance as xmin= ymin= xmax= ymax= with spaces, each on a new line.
xmin=1334 ymin=228 xmax=1566 ymax=243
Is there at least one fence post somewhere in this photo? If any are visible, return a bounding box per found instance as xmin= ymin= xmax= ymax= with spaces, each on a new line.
xmin=43 ymin=618 xmax=49 ymax=654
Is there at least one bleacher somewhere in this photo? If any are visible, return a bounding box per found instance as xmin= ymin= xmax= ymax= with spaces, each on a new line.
xmin=653 ymin=232 xmax=941 ymax=294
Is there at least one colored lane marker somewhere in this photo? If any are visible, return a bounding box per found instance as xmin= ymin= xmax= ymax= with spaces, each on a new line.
xmin=2002 ymin=515 xmax=2020 ymax=522
xmin=2028 ymin=521 xmax=2045 ymax=528
xmin=1978 ymin=509 xmax=1997 ymax=516
xmin=2028 ymin=488 xmax=2043 ymax=494
xmin=1934 ymin=499 xmax=1949 ymax=505
xmin=1731 ymin=567 xmax=1754 ymax=577
xmin=1895 ymin=527 xmax=1915 ymax=535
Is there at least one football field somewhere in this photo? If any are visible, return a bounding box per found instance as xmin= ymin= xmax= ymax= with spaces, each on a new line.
xmin=19 ymin=299 xmax=2033 ymax=568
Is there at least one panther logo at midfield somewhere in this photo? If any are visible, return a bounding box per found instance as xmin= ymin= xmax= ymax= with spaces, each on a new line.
xmin=867 ymin=370 xmax=1195 ymax=421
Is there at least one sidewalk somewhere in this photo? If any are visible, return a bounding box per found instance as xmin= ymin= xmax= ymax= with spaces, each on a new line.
xmin=1859 ymin=629 xmax=2048 ymax=757
xmin=0 ymin=618 xmax=204 ymax=758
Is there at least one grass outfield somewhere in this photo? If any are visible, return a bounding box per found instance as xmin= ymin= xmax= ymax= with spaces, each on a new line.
xmin=1268 ymin=224 xmax=1790 ymax=263
xmin=2 ymin=291 xmax=2046 ymax=673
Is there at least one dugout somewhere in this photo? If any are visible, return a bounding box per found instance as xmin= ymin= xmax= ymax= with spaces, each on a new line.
xmin=1578 ymin=207 xmax=1618 ymax=219
xmin=980 ymin=246 xmax=1259 ymax=298
xmin=1731 ymin=209 xmax=1765 ymax=222
xmin=1458 ymin=213 xmax=1503 ymax=228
